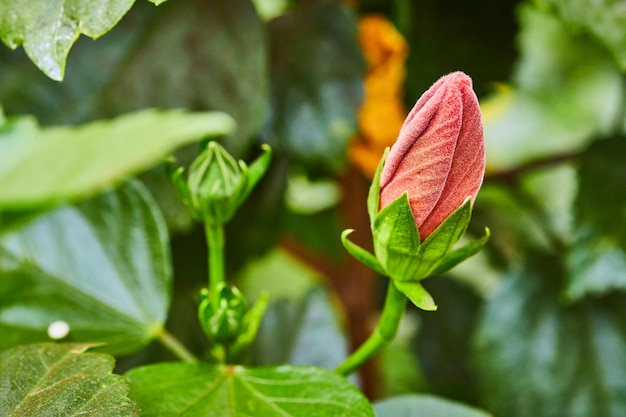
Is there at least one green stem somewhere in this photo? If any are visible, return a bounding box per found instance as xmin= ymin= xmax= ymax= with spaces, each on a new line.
xmin=335 ymin=281 xmax=407 ymax=376
xmin=157 ymin=329 xmax=198 ymax=363
xmin=205 ymin=223 xmax=225 ymax=306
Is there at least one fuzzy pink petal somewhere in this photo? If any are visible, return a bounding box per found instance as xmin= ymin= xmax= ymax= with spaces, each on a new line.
xmin=380 ymin=72 xmax=471 ymax=234
xmin=419 ymin=80 xmax=485 ymax=238
xmin=379 ymin=73 xmax=453 ymax=187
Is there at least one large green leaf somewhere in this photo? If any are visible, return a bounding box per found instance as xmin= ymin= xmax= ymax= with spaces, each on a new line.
xmin=0 ymin=0 xmax=165 ymax=81
xmin=374 ymin=394 xmax=492 ymax=417
xmin=520 ymin=164 xmax=577 ymax=248
xmin=0 ymin=181 xmax=171 ymax=355
xmin=544 ymin=0 xmax=626 ymax=69
xmin=0 ymin=0 xmax=267 ymax=230
xmin=0 ymin=343 xmax=139 ymax=416
xmin=566 ymin=136 xmax=626 ymax=300
xmin=473 ymin=254 xmax=626 ymax=417
xmin=0 ymin=0 xmax=265 ymax=156
xmin=100 ymin=0 xmax=267 ymax=157
xmin=127 ymin=362 xmax=374 ymax=416
xmin=483 ymin=4 xmax=622 ymax=172
xmin=265 ymin=1 xmax=364 ymax=171
xmin=0 ymin=108 xmax=234 ymax=209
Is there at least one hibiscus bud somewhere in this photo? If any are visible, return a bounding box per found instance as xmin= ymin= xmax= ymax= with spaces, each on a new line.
xmin=379 ymin=71 xmax=485 ymax=241
xmin=341 ymin=72 xmax=489 ymax=310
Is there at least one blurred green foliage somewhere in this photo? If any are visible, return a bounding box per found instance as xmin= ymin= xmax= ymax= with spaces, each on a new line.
xmin=2 ymin=0 xmax=626 ymax=415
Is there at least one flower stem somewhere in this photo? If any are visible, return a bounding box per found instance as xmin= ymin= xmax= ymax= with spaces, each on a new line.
xmin=157 ymin=329 xmax=198 ymax=363
xmin=205 ymin=223 xmax=225 ymax=306
xmin=335 ymin=281 xmax=407 ymax=376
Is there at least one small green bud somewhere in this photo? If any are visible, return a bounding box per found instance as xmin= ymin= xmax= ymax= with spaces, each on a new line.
xmin=187 ymin=142 xmax=248 ymax=224
xmin=198 ymin=284 xmax=248 ymax=343
xmin=169 ymin=142 xmax=272 ymax=225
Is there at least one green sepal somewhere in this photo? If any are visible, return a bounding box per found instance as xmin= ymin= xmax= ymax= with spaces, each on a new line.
xmin=372 ymin=192 xmax=421 ymax=281
xmin=229 ymin=292 xmax=269 ymax=361
xmin=165 ymin=158 xmax=199 ymax=220
xmin=367 ymin=147 xmax=389 ymax=228
xmin=242 ymin=144 xmax=272 ymax=201
xmin=412 ymin=197 xmax=473 ymax=278
xmin=394 ymin=280 xmax=437 ymax=311
xmin=430 ymin=227 xmax=491 ymax=276
xmin=341 ymin=229 xmax=387 ymax=276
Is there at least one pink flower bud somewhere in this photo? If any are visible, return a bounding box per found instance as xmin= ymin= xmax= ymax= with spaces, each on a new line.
xmin=379 ymin=71 xmax=485 ymax=241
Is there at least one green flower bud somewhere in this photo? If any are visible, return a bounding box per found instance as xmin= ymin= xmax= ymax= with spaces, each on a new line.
xmin=198 ymin=284 xmax=248 ymax=344
xmin=169 ymin=142 xmax=272 ymax=225
xmin=187 ymin=142 xmax=248 ymax=224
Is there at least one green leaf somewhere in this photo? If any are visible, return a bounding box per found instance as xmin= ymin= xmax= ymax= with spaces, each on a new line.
xmin=127 ymin=362 xmax=374 ymax=416
xmin=0 ymin=0 xmax=164 ymax=81
xmin=0 ymin=0 xmax=266 ymax=230
xmin=545 ymin=0 xmax=626 ymax=69
xmin=265 ymin=1 xmax=364 ymax=171
xmin=470 ymin=184 xmax=552 ymax=257
xmin=0 ymin=0 xmax=265 ymax=158
xmin=374 ymin=394 xmax=493 ymax=417
xmin=285 ymin=170 xmax=342 ymax=215
xmin=567 ymin=237 xmax=626 ymax=300
xmin=101 ymin=0 xmax=267 ymax=157
xmin=473 ymin=254 xmax=626 ymax=417
xmin=520 ymin=164 xmax=577 ymax=246
xmin=0 ymin=181 xmax=171 ymax=355
xmin=0 ymin=109 xmax=234 ymax=209
xmin=430 ymin=228 xmax=491 ymax=277
xmin=0 ymin=343 xmax=139 ymax=416
xmin=250 ymin=287 xmax=349 ymax=369
xmin=341 ymin=229 xmax=387 ymax=276
xmin=0 ymin=209 xmax=41 ymax=236
xmin=566 ymin=136 xmax=626 ymax=300
xmin=394 ymin=281 xmax=437 ymax=311
xmin=483 ymin=4 xmax=622 ymax=172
